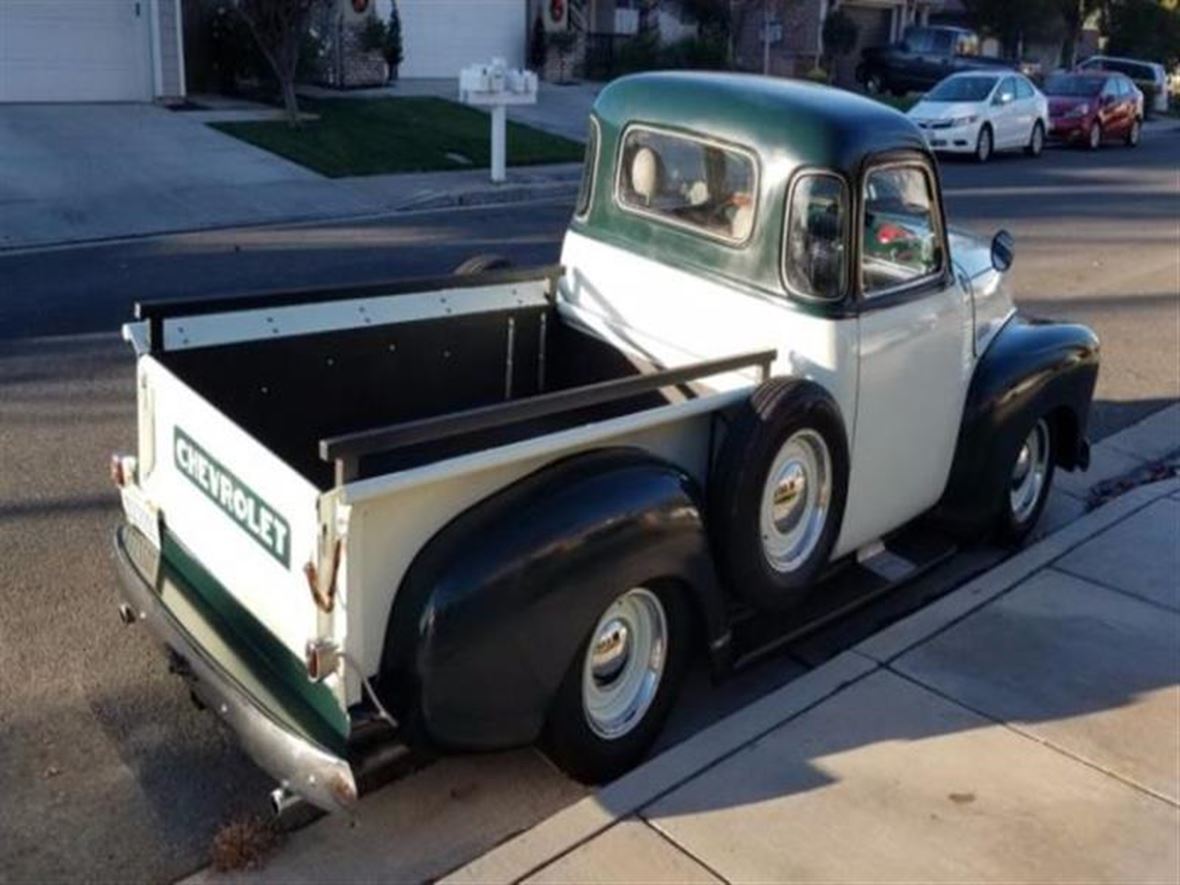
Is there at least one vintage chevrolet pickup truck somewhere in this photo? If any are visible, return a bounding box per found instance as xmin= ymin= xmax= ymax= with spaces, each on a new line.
xmin=110 ymin=72 xmax=1098 ymax=813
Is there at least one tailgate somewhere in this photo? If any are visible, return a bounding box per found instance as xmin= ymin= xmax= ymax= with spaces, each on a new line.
xmin=134 ymin=354 xmax=329 ymax=684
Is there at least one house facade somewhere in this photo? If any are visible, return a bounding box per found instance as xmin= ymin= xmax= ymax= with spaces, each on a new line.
xmin=0 ymin=0 xmax=186 ymax=102
xmin=734 ymin=0 xmax=944 ymax=84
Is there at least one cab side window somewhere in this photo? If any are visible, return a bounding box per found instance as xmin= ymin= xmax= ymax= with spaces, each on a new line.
xmin=783 ymin=173 xmax=848 ymax=301
xmin=861 ymin=165 xmax=943 ymax=297
xmin=617 ymin=127 xmax=758 ymax=244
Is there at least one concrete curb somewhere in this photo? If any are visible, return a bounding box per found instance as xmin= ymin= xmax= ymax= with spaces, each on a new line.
xmin=443 ymin=475 xmax=1180 ymax=884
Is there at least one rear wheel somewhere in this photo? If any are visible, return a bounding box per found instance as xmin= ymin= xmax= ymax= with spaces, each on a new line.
xmin=975 ymin=125 xmax=993 ymax=163
xmin=543 ymin=583 xmax=690 ymax=784
xmin=1025 ymin=120 xmax=1045 ymax=157
xmin=995 ymin=417 xmax=1055 ymax=546
xmin=709 ymin=379 xmax=850 ymax=612
xmin=1086 ymin=120 xmax=1102 ymax=150
xmin=1125 ymin=117 xmax=1141 ymax=147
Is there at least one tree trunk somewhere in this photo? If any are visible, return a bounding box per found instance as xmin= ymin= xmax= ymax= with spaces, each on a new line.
xmin=280 ymin=75 xmax=300 ymax=127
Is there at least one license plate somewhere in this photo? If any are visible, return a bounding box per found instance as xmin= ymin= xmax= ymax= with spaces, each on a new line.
xmin=121 ymin=485 xmax=162 ymax=551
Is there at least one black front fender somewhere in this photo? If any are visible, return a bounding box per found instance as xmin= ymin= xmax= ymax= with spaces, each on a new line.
xmin=937 ymin=314 xmax=1099 ymax=533
xmin=378 ymin=448 xmax=725 ymax=751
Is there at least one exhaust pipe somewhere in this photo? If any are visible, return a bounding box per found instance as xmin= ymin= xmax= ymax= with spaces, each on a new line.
xmin=118 ymin=603 xmax=138 ymax=626
xmin=270 ymin=786 xmax=303 ymax=817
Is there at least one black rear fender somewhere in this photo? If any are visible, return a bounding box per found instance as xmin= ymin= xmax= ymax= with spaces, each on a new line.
xmin=379 ymin=448 xmax=724 ymax=751
xmin=937 ymin=314 xmax=1099 ymax=533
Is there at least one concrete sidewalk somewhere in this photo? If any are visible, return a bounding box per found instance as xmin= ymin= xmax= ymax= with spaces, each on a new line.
xmin=448 ymin=477 xmax=1179 ymax=883
xmin=0 ymin=103 xmax=581 ymax=252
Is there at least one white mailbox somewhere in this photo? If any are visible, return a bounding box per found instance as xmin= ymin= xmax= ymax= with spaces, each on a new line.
xmin=459 ymin=59 xmax=539 ymax=183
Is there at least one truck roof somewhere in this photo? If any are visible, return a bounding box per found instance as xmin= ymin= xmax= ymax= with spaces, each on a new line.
xmin=592 ymin=71 xmax=926 ymax=173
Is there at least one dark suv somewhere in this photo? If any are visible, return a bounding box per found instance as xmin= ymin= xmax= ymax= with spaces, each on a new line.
xmin=856 ymin=26 xmax=1013 ymax=96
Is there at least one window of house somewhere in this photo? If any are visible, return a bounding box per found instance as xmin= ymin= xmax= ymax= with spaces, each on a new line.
xmin=783 ymin=173 xmax=848 ymax=301
xmin=575 ymin=118 xmax=600 ymax=219
xmin=861 ymin=165 xmax=943 ymax=296
xmin=617 ymin=126 xmax=758 ymax=244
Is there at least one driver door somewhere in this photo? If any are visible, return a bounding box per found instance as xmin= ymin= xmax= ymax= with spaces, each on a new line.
xmin=841 ymin=157 xmax=973 ymax=550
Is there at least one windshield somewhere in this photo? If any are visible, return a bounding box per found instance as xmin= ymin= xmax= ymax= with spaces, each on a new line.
xmin=1044 ymin=74 xmax=1104 ymax=96
xmin=926 ymin=76 xmax=998 ymax=102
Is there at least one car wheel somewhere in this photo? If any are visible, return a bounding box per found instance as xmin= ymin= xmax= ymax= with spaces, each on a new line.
xmin=709 ymin=378 xmax=850 ymax=612
xmin=995 ymin=417 xmax=1055 ymax=546
xmin=1087 ymin=120 xmax=1102 ymax=150
xmin=974 ymin=125 xmax=993 ymax=163
xmin=452 ymin=254 xmax=512 ymax=275
xmin=543 ymin=583 xmax=690 ymax=784
xmin=1025 ymin=120 xmax=1045 ymax=157
xmin=1125 ymin=117 xmax=1141 ymax=147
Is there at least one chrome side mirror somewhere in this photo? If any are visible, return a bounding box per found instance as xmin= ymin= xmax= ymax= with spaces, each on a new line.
xmin=991 ymin=229 xmax=1015 ymax=272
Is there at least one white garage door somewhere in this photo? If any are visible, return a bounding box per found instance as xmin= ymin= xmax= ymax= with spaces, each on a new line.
xmin=0 ymin=0 xmax=153 ymax=102
xmin=396 ymin=0 xmax=526 ymax=78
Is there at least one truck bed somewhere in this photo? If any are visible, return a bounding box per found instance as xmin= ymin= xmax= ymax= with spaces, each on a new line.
xmin=152 ymin=272 xmax=670 ymax=490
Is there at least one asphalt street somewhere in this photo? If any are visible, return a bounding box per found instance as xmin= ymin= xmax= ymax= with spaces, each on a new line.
xmin=1 ymin=128 xmax=1177 ymax=883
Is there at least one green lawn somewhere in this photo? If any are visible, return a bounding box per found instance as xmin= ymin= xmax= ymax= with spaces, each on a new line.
xmin=212 ymin=97 xmax=585 ymax=177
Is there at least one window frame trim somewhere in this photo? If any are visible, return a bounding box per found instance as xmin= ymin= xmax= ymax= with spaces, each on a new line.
xmin=780 ymin=167 xmax=851 ymax=304
xmin=574 ymin=115 xmax=602 ymax=222
xmin=856 ymin=157 xmax=950 ymax=305
xmin=612 ymin=121 xmax=762 ymax=248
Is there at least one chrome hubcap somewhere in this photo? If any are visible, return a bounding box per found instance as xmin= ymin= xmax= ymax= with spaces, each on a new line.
xmin=761 ymin=430 xmax=832 ymax=573
xmin=582 ymin=588 xmax=666 ymax=740
xmin=1010 ymin=419 xmax=1050 ymax=524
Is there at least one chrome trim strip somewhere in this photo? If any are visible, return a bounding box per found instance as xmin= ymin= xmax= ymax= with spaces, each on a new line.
xmin=112 ymin=525 xmax=358 ymax=812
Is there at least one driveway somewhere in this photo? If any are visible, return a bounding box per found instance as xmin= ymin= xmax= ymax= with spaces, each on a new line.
xmin=0 ymin=102 xmax=582 ymax=250
xmin=0 ymin=104 xmax=373 ymax=250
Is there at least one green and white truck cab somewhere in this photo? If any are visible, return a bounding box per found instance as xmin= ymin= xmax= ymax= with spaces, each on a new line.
xmin=111 ymin=73 xmax=1098 ymax=813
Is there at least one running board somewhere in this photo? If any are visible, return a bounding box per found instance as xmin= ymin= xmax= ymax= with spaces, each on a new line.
xmin=729 ymin=524 xmax=958 ymax=671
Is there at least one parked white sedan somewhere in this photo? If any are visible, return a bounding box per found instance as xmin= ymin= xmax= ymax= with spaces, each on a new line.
xmin=908 ymin=71 xmax=1049 ymax=162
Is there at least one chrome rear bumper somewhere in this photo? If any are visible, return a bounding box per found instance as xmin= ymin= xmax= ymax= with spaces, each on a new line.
xmin=112 ymin=524 xmax=358 ymax=812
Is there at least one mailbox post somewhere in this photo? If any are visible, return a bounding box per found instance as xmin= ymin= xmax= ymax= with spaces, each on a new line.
xmin=459 ymin=59 xmax=539 ymax=184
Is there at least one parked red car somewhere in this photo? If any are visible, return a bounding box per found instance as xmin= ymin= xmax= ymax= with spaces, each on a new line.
xmin=1045 ymin=71 xmax=1143 ymax=149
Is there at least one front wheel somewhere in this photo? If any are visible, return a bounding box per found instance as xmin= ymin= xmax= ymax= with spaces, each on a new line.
xmin=1125 ymin=117 xmax=1141 ymax=147
xmin=975 ymin=125 xmax=993 ymax=163
xmin=543 ymin=583 xmax=690 ymax=784
xmin=1026 ymin=120 xmax=1045 ymax=157
xmin=995 ymin=418 xmax=1055 ymax=546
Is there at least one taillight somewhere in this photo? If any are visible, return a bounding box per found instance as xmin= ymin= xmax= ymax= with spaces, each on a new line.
xmin=110 ymin=453 xmax=136 ymax=488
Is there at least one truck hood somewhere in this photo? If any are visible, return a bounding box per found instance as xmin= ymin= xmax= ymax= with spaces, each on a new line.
xmin=948 ymin=227 xmax=994 ymax=280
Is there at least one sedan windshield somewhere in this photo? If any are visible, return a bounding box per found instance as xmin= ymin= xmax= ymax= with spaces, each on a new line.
xmin=1044 ymin=74 xmax=1103 ymax=96
xmin=925 ymin=76 xmax=998 ymax=102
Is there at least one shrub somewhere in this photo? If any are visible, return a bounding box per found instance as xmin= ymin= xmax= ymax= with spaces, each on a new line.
xmin=358 ymin=15 xmax=387 ymax=53
xmin=529 ymin=13 xmax=547 ymax=70
xmin=384 ymin=1 xmax=403 ymax=71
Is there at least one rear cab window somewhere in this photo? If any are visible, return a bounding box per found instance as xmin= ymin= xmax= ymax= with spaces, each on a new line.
xmin=860 ymin=163 xmax=945 ymax=298
xmin=616 ymin=125 xmax=759 ymax=244
xmin=783 ymin=172 xmax=848 ymax=301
